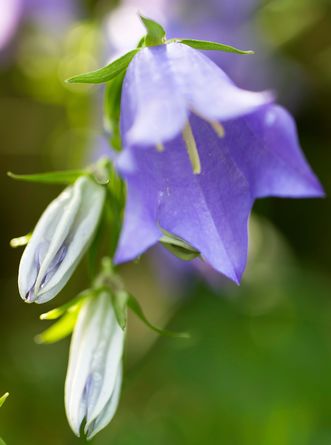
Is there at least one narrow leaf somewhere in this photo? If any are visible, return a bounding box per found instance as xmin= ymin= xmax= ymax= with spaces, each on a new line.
xmin=40 ymin=289 xmax=92 ymax=320
xmin=111 ymin=290 xmax=129 ymax=330
xmin=7 ymin=170 xmax=86 ymax=185
xmin=104 ymin=72 xmax=125 ymax=151
xmin=0 ymin=437 xmax=7 ymax=445
xmin=178 ymin=38 xmax=254 ymax=55
xmin=136 ymin=36 xmax=146 ymax=48
xmin=66 ymin=49 xmax=139 ymax=84
xmin=36 ymin=308 xmax=80 ymax=344
xmin=0 ymin=393 xmax=9 ymax=408
xmin=127 ymin=294 xmax=189 ymax=339
xmin=139 ymin=15 xmax=166 ymax=46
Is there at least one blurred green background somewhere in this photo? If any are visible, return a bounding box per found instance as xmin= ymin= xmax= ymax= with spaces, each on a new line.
xmin=1 ymin=0 xmax=331 ymax=444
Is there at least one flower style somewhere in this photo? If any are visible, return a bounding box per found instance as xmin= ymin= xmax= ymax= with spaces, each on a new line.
xmin=114 ymin=42 xmax=324 ymax=284
xmin=18 ymin=176 xmax=105 ymax=304
xmin=65 ymin=292 xmax=125 ymax=440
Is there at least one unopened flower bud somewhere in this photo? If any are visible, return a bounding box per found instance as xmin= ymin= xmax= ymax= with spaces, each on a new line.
xmin=65 ymin=292 xmax=125 ymax=440
xmin=18 ymin=176 xmax=105 ymax=304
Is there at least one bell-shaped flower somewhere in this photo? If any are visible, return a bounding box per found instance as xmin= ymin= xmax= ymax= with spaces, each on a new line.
xmin=114 ymin=42 xmax=324 ymax=284
xmin=18 ymin=176 xmax=105 ymax=304
xmin=65 ymin=292 xmax=125 ymax=440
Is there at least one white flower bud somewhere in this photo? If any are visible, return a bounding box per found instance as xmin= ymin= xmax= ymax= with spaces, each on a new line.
xmin=18 ymin=176 xmax=105 ymax=304
xmin=65 ymin=292 xmax=125 ymax=440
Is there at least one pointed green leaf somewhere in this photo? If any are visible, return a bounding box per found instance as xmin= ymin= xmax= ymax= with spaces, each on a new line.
xmin=111 ymin=290 xmax=129 ymax=330
xmin=137 ymin=36 xmax=146 ymax=48
xmin=127 ymin=294 xmax=189 ymax=339
xmin=35 ymin=306 xmax=81 ymax=344
xmin=176 ymin=38 xmax=254 ymax=55
xmin=104 ymin=72 xmax=125 ymax=151
xmin=7 ymin=170 xmax=86 ymax=185
xmin=0 ymin=437 xmax=7 ymax=445
xmin=66 ymin=49 xmax=139 ymax=84
xmin=40 ymin=289 xmax=92 ymax=320
xmin=139 ymin=14 xmax=166 ymax=46
xmin=0 ymin=393 xmax=9 ymax=408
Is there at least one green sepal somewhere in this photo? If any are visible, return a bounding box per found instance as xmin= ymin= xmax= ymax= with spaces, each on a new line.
xmin=7 ymin=169 xmax=86 ymax=185
xmin=66 ymin=49 xmax=139 ymax=84
xmin=160 ymin=230 xmax=200 ymax=261
xmin=104 ymin=72 xmax=125 ymax=152
xmin=127 ymin=293 xmax=190 ymax=339
xmin=139 ymin=14 xmax=166 ymax=46
xmin=35 ymin=308 xmax=80 ymax=344
xmin=103 ymin=167 xmax=125 ymax=258
xmin=136 ymin=36 xmax=146 ymax=48
xmin=9 ymin=233 xmax=31 ymax=248
xmin=0 ymin=393 xmax=9 ymax=408
xmin=36 ymin=290 xmax=91 ymax=344
xmin=174 ymin=38 xmax=254 ymax=55
xmin=111 ymin=290 xmax=128 ymax=331
xmin=39 ymin=289 xmax=92 ymax=320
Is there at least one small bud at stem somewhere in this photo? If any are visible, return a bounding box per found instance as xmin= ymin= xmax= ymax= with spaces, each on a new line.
xmin=182 ymin=122 xmax=201 ymax=175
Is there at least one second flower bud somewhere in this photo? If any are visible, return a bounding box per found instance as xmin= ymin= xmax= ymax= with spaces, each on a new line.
xmin=18 ymin=176 xmax=105 ymax=304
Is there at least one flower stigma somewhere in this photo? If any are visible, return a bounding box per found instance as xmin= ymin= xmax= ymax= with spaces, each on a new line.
xmin=156 ymin=143 xmax=165 ymax=152
xmin=182 ymin=121 xmax=201 ymax=175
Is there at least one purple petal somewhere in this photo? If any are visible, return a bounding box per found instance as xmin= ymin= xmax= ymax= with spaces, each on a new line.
xmin=116 ymin=115 xmax=253 ymax=283
xmin=121 ymin=45 xmax=188 ymax=146
xmin=121 ymin=43 xmax=272 ymax=148
xmin=116 ymin=105 xmax=323 ymax=282
xmin=113 ymin=160 xmax=162 ymax=264
xmin=167 ymin=43 xmax=273 ymax=123
xmin=223 ymin=105 xmax=324 ymax=198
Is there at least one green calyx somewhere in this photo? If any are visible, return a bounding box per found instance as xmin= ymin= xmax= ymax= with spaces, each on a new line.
xmin=65 ymin=14 xmax=254 ymax=86
xmin=36 ymin=243 xmax=190 ymax=344
xmin=64 ymin=14 xmax=255 ymax=160
xmin=139 ymin=14 xmax=166 ymax=46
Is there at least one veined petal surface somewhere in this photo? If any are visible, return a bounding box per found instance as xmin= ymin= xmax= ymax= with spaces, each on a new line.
xmin=116 ymin=108 xmax=323 ymax=283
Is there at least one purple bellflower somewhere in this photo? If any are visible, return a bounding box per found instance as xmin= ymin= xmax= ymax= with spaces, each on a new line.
xmin=114 ymin=42 xmax=324 ymax=284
